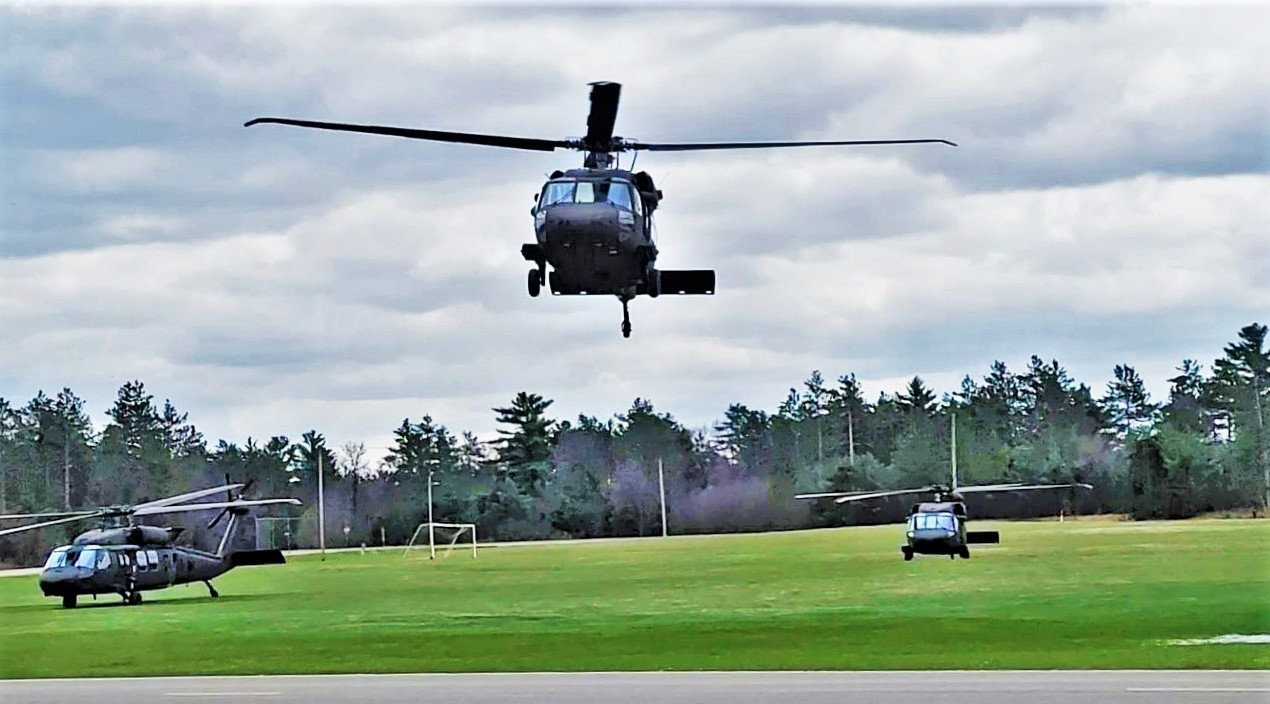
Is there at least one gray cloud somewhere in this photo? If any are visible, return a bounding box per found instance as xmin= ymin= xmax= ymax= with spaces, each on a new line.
xmin=2 ymin=5 xmax=1267 ymax=453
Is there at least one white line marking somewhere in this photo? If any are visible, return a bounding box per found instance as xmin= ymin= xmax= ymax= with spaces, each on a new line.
xmin=1128 ymin=688 xmax=1270 ymax=693
xmin=165 ymin=692 xmax=280 ymax=697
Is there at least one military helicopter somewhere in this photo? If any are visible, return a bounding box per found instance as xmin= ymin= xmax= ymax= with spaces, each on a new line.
xmin=0 ymin=483 xmax=300 ymax=608
xmin=796 ymin=415 xmax=1091 ymax=559
xmin=245 ymin=82 xmax=955 ymax=337
xmin=797 ymin=477 xmax=1091 ymax=560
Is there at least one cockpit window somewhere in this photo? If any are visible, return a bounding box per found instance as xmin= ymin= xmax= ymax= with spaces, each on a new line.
xmin=74 ymin=548 xmax=102 ymax=569
xmin=910 ymin=513 xmax=957 ymax=531
xmin=540 ymin=180 xmax=636 ymax=210
xmin=43 ymin=548 xmax=70 ymax=570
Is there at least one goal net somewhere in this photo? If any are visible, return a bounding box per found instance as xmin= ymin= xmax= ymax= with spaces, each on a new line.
xmin=403 ymin=522 xmax=477 ymax=559
xmin=255 ymin=516 xmax=302 ymax=550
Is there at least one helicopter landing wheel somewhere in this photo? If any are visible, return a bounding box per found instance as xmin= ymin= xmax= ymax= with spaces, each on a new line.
xmin=62 ymin=594 xmax=77 ymax=609
xmin=959 ymin=547 xmax=971 ymax=559
xmin=205 ymin=581 xmax=219 ymax=599
xmin=527 ymin=268 xmax=541 ymax=298
xmin=126 ymin=591 xmax=142 ymax=606
xmin=902 ymin=546 xmax=914 ymax=561
xmin=620 ymin=299 xmax=632 ymax=338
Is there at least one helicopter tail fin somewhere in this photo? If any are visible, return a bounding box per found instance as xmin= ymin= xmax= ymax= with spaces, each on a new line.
xmin=656 ymin=269 xmax=715 ymax=295
xmin=966 ymin=531 xmax=1000 ymax=545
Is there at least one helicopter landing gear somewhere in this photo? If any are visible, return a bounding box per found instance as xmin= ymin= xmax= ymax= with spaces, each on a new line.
xmin=125 ymin=591 xmax=142 ymax=606
xmin=620 ymin=297 xmax=633 ymax=338
xmin=645 ymin=265 xmax=661 ymax=298
xmin=62 ymin=594 xmax=77 ymax=609
xmin=204 ymin=581 xmax=219 ymax=599
xmin=901 ymin=546 xmax=914 ymax=561
xmin=959 ymin=547 xmax=971 ymax=559
xmin=527 ymin=268 xmax=542 ymax=297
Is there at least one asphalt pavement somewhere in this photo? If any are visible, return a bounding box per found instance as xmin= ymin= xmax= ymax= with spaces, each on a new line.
xmin=2 ymin=671 xmax=1267 ymax=704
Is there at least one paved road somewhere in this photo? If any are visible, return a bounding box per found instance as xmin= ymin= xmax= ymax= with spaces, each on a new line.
xmin=2 ymin=671 xmax=1267 ymax=704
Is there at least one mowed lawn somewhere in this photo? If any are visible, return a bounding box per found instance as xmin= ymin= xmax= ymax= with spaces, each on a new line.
xmin=0 ymin=518 xmax=1266 ymax=678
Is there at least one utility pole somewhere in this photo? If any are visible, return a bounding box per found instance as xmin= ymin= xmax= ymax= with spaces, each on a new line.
xmin=847 ymin=410 xmax=856 ymax=467
xmin=318 ymin=453 xmax=326 ymax=560
xmin=658 ymin=457 xmax=668 ymax=538
xmin=950 ymin=412 xmax=958 ymax=490
xmin=63 ymin=426 xmax=71 ymax=510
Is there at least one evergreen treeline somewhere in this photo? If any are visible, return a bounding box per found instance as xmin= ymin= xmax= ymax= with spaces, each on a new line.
xmin=1 ymin=323 xmax=1265 ymax=566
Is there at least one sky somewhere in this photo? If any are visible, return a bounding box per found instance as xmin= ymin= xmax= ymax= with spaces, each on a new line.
xmin=1 ymin=2 xmax=1267 ymax=462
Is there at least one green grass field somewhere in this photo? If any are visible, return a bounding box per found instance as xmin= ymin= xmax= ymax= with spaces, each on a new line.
xmin=0 ymin=518 xmax=1267 ymax=678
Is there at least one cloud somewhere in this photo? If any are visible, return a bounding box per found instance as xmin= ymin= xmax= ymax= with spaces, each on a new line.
xmin=1 ymin=5 xmax=1267 ymax=453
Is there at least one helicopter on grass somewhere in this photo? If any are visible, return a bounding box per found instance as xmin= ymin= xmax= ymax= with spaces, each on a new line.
xmin=245 ymin=81 xmax=955 ymax=337
xmin=0 ymin=483 xmax=299 ymax=608
xmin=797 ymin=477 xmax=1092 ymax=560
xmin=796 ymin=419 xmax=1091 ymax=560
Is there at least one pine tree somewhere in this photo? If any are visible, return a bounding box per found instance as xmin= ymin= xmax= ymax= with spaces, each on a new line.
xmin=1101 ymin=364 xmax=1157 ymax=439
xmin=493 ymin=392 xmax=556 ymax=496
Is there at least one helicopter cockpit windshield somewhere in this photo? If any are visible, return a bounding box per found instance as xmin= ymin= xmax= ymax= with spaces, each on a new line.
xmin=43 ymin=547 xmax=71 ymax=570
xmin=72 ymin=547 xmax=110 ymax=571
xmin=909 ymin=513 xmax=957 ymax=532
xmin=540 ymin=180 xmax=636 ymax=210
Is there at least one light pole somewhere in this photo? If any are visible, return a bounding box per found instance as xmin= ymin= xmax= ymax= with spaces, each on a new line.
xmin=318 ymin=453 xmax=326 ymax=560
xmin=658 ymin=457 xmax=668 ymax=538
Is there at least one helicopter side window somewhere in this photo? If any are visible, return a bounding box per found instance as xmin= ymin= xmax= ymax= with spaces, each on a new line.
xmin=146 ymin=550 xmax=160 ymax=569
xmin=97 ymin=551 xmax=111 ymax=570
xmin=135 ymin=550 xmax=148 ymax=570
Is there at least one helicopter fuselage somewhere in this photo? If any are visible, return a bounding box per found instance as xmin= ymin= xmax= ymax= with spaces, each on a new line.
xmin=901 ymin=501 xmax=1000 ymax=561
xmin=520 ymin=167 xmax=714 ymax=336
xmin=35 ymin=515 xmax=285 ymax=608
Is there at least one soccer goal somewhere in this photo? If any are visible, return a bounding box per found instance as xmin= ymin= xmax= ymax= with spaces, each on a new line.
xmin=403 ymin=522 xmax=477 ymax=559
xmin=255 ymin=516 xmax=302 ymax=551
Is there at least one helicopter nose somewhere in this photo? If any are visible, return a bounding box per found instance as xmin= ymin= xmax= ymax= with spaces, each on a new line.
xmin=38 ymin=567 xmax=83 ymax=596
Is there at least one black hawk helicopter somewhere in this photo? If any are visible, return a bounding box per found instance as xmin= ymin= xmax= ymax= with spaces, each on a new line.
xmin=0 ymin=483 xmax=299 ymax=608
xmin=797 ymin=419 xmax=1091 ymax=561
xmin=797 ymin=477 xmax=1092 ymax=560
xmin=245 ymin=82 xmax=956 ymax=337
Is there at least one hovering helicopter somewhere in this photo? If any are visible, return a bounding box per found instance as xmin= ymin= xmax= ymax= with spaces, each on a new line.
xmin=0 ymin=483 xmax=300 ymax=608
xmin=245 ymin=81 xmax=956 ymax=337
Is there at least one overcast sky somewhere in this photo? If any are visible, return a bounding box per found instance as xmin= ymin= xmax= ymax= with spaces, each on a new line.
xmin=2 ymin=3 xmax=1267 ymax=459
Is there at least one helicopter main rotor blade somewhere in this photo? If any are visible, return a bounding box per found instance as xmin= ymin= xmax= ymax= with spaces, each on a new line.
xmin=244 ymin=117 xmax=570 ymax=153
xmin=832 ymin=487 xmax=940 ymax=504
xmin=951 ymin=483 xmax=1028 ymax=493
xmin=630 ymin=138 xmax=957 ymax=152
xmin=792 ymin=490 xmax=876 ymax=500
xmin=0 ymin=511 xmax=99 ymax=520
xmin=958 ymin=482 xmax=1093 ymax=493
xmin=0 ymin=512 xmax=101 ymax=538
xmin=584 ymin=81 xmax=621 ymax=152
xmin=132 ymin=484 xmax=245 ymax=512
xmin=132 ymin=498 xmax=301 ymax=517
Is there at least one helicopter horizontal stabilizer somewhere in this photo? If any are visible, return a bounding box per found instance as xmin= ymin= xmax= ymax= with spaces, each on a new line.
xmin=966 ymin=531 xmax=1000 ymax=544
xmin=229 ymin=549 xmax=286 ymax=567
xmin=657 ymin=269 xmax=715 ymax=295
